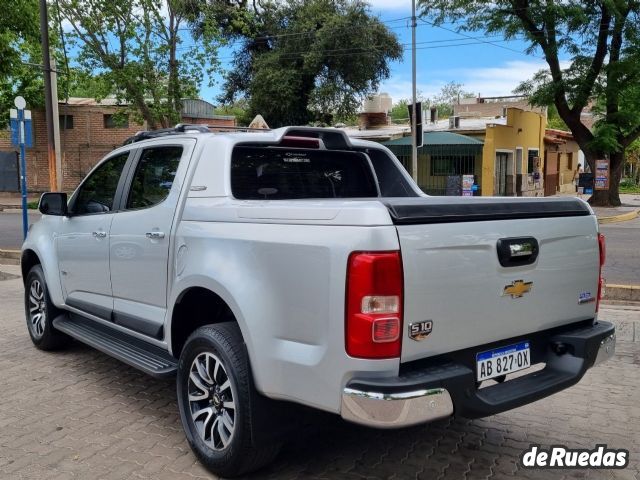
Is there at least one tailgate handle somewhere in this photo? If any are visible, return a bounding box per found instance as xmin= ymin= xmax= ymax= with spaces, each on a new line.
xmin=497 ymin=237 xmax=539 ymax=267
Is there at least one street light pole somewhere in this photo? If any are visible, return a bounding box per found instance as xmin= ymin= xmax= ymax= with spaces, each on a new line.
xmin=411 ymin=0 xmax=418 ymax=182
xmin=39 ymin=0 xmax=58 ymax=192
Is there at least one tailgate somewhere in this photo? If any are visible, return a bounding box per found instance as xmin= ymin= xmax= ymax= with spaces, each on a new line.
xmin=387 ymin=198 xmax=600 ymax=363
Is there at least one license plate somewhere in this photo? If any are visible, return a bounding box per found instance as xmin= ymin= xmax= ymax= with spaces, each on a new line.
xmin=476 ymin=341 xmax=530 ymax=381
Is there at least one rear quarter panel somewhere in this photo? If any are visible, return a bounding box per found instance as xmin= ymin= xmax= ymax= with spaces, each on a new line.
xmin=169 ymin=211 xmax=401 ymax=413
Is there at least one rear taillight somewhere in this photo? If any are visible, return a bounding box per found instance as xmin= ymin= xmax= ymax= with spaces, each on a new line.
xmin=345 ymin=252 xmax=403 ymax=359
xmin=597 ymin=233 xmax=606 ymax=312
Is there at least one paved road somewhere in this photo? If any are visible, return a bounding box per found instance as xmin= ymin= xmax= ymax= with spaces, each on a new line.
xmin=0 ymin=211 xmax=40 ymax=250
xmin=0 ymin=264 xmax=638 ymax=479
xmin=1 ymin=209 xmax=638 ymax=285
xmin=600 ymin=216 xmax=640 ymax=285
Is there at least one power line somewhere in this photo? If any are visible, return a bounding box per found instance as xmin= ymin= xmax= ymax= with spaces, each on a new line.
xmin=174 ymin=35 xmax=528 ymax=61
xmin=418 ymin=17 xmax=544 ymax=59
xmin=175 ymin=31 xmax=524 ymax=55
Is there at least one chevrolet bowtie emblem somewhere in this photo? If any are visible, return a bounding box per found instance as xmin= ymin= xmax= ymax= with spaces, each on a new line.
xmin=503 ymin=280 xmax=533 ymax=298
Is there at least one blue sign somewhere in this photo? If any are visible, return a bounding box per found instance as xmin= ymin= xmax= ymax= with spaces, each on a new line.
xmin=584 ymin=187 xmax=593 ymax=195
xmin=24 ymin=118 xmax=33 ymax=148
xmin=471 ymin=184 xmax=479 ymax=191
xmin=10 ymin=117 xmax=19 ymax=146
xmin=9 ymin=112 xmax=32 ymax=147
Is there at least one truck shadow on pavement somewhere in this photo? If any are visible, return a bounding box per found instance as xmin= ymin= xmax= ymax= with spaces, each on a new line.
xmin=50 ymin=340 xmax=522 ymax=479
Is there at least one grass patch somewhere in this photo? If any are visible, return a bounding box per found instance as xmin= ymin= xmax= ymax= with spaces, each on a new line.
xmin=620 ymin=181 xmax=640 ymax=194
xmin=27 ymin=201 xmax=39 ymax=210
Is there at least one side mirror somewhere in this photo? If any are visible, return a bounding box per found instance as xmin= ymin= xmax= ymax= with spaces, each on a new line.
xmin=39 ymin=192 xmax=68 ymax=216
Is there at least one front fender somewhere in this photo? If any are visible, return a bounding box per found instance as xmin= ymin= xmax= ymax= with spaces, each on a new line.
xmin=21 ymin=216 xmax=65 ymax=307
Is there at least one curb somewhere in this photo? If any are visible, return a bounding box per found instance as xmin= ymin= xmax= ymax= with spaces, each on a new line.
xmin=0 ymin=249 xmax=20 ymax=266
xmin=598 ymin=209 xmax=640 ymax=224
xmin=604 ymin=284 xmax=640 ymax=302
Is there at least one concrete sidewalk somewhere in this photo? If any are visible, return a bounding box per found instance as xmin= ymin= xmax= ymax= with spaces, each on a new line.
xmin=555 ymin=192 xmax=640 ymax=223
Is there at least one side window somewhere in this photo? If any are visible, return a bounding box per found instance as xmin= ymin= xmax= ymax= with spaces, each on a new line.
xmin=126 ymin=146 xmax=182 ymax=209
xmin=72 ymin=153 xmax=129 ymax=215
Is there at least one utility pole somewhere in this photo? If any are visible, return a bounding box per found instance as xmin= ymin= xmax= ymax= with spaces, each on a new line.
xmin=51 ymin=57 xmax=63 ymax=191
xmin=411 ymin=0 xmax=418 ymax=182
xmin=39 ymin=0 xmax=58 ymax=192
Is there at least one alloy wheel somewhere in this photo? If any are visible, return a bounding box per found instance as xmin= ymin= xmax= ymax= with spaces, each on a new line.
xmin=188 ymin=352 xmax=236 ymax=451
xmin=28 ymin=279 xmax=46 ymax=339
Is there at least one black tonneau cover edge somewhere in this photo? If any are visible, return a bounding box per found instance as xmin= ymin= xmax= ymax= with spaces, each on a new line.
xmin=383 ymin=198 xmax=592 ymax=225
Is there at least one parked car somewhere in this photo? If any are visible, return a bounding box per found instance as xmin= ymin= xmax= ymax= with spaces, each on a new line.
xmin=22 ymin=125 xmax=615 ymax=477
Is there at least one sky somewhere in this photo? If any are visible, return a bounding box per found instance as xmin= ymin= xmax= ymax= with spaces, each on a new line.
xmin=198 ymin=0 xmax=554 ymax=106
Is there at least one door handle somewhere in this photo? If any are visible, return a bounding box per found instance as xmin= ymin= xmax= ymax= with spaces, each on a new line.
xmin=145 ymin=231 xmax=165 ymax=239
xmin=92 ymin=231 xmax=107 ymax=238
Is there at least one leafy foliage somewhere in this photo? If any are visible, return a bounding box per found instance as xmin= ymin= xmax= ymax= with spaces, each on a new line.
xmin=56 ymin=0 xmax=220 ymax=128
xmin=389 ymin=82 xmax=474 ymax=123
xmin=207 ymin=0 xmax=403 ymax=127
xmin=421 ymin=0 xmax=640 ymax=206
xmin=0 ymin=0 xmax=43 ymax=127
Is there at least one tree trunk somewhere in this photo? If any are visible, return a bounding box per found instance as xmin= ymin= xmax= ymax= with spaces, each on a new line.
xmin=586 ymin=150 xmax=622 ymax=207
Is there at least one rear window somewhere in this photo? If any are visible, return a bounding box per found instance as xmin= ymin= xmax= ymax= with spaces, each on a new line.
xmin=231 ymin=146 xmax=379 ymax=199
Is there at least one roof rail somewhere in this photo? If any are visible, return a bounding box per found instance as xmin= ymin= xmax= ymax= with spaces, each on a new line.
xmin=200 ymin=125 xmax=272 ymax=132
xmin=122 ymin=123 xmax=271 ymax=145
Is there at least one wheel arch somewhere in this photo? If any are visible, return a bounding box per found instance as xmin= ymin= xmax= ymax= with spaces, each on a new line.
xmin=168 ymin=278 xmax=251 ymax=362
xmin=21 ymin=249 xmax=41 ymax=283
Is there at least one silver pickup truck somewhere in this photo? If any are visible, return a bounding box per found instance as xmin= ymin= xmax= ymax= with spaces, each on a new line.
xmin=22 ymin=125 xmax=615 ymax=477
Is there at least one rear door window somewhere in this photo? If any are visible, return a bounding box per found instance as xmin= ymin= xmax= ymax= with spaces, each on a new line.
xmin=231 ymin=147 xmax=379 ymax=199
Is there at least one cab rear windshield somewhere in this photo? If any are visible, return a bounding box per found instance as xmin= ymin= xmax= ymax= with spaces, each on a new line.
xmin=231 ymin=146 xmax=379 ymax=199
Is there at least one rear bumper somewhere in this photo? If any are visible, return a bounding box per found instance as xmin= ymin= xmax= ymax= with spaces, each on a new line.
xmin=341 ymin=320 xmax=615 ymax=428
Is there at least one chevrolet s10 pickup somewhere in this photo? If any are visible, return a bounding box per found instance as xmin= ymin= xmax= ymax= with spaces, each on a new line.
xmin=22 ymin=125 xmax=615 ymax=476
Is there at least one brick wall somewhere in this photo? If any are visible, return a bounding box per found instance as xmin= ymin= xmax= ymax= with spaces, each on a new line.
xmin=0 ymin=105 xmax=144 ymax=193
xmin=0 ymin=106 xmax=236 ymax=193
xmin=181 ymin=116 xmax=236 ymax=130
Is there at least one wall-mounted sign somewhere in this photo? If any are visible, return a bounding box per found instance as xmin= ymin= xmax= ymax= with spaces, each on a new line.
xmin=594 ymin=159 xmax=610 ymax=190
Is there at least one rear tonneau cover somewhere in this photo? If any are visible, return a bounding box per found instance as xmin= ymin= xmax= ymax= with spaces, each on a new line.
xmin=383 ymin=197 xmax=591 ymax=225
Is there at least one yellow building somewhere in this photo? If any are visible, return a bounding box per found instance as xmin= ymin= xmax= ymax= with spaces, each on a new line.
xmin=385 ymin=107 xmax=547 ymax=197
xmin=480 ymin=108 xmax=546 ymax=196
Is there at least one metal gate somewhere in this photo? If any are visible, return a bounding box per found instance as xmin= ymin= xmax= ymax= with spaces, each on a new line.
xmin=0 ymin=151 xmax=19 ymax=192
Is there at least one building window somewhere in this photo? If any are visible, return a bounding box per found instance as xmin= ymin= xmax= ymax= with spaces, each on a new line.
xmin=59 ymin=115 xmax=73 ymax=130
xmin=430 ymin=155 xmax=475 ymax=176
xmin=103 ymin=114 xmax=129 ymax=129
xmin=527 ymin=149 xmax=539 ymax=173
xmin=567 ymin=152 xmax=573 ymax=171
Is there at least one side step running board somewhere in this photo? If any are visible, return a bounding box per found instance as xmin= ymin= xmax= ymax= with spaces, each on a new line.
xmin=53 ymin=314 xmax=177 ymax=377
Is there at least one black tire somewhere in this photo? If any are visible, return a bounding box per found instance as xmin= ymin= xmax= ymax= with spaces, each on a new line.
xmin=24 ymin=264 xmax=70 ymax=350
xmin=177 ymin=323 xmax=281 ymax=477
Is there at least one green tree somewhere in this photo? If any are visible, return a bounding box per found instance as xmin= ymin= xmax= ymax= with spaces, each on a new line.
xmin=625 ymin=138 xmax=640 ymax=186
xmin=546 ymin=104 xmax=568 ymax=131
xmin=214 ymin=99 xmax=252 ymax=126
xmin=389 ymin=83 xmax=474 ymax=124
xmin=421 ymin=0 xmax=640 ymax=206
xmin=207 ymin=0 xmax=402 ymax=127
xmin=0 ymin=0 xmax=43 ymax=126
xmin=430 ymin=81 xmax=474 ymax=118
xmin=56 ymin=0 xmax=220 ymax=129
xmin=390 ymin=99 xmax=410 ymax=123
